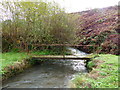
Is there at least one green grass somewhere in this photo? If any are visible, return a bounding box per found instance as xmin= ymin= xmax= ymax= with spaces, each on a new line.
xmin=30 ymin=49 xmax=72 ymax=55
xmin=0 ymin=51 xmax=46 ymax=74
xmin=1 ymin=50 xmax=56 ymax=69
xmin=72 ymin=54 xmax=119 ymax=88
xmin=0 ymin=52 xmax=29 ymax=72
xmin=1 ymin=50 xmax=69 ymax=74
xmin=30 ymin=50 xmax=58 ymax=55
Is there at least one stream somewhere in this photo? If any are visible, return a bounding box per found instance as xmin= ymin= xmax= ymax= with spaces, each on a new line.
xmin=3 ymin=47 xmax=88 ymax=88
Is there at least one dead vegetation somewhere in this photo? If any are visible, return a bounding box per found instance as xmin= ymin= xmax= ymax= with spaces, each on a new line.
xmin=74 ymin=6 xmax=119 ymax=55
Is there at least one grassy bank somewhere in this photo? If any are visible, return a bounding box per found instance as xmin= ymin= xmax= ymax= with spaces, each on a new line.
xmin=1 ymin=52 xmax=30 ymax=81
xmin=1 ymin=50 xmax=60 ymax=81
xmin=72 ymin=54 xmax=118 ymax=88
xmin=1 ymin=52 xmax=29 ymax=72
xmin=0 ymin=50 xmax=51 ymax=74
xmin=1 ymin=49 xmax=70 ymax=75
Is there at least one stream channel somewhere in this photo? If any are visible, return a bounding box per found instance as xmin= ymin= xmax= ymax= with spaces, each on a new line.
xmin=3 ymin=47 xmax=89 ymax=88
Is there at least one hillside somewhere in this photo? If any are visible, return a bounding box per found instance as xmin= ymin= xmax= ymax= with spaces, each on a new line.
xmin=74 ymin=6 xmax=119 ymax=55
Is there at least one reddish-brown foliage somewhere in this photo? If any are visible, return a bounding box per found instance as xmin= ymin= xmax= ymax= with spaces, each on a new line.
xmin=74 ymin=6 xmax=119 ymax=55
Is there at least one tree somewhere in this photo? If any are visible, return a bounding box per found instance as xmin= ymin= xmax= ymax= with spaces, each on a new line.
xmin=1 ymin=1 xmax=78 ymax=52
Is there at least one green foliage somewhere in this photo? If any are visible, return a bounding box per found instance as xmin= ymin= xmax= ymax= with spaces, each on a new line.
xmin=1 ymin=49 xmax=63 ymax=74
xmin=96 ymin=31 xmax=111 ymax=44
xmin=87 ymin=61 xmax=95 ymax=69
xmin=72 ymin=75 xmax=87 ymax=88
xmin=1 ymin=1 xmax=77 ymax=52
xmin=1 ymin=52 xmax=29 ymax=70
xmin=73 ymin=54 xmax=118 ymax=88
xmin=10 ymin=48 xmax=20 ymax=52
xmin=31 ymin=50 xmax=51 ymax=55
xmin=99 ymin=72 xmax=107 ymax=76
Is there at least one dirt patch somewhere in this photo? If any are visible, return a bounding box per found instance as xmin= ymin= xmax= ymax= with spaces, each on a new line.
xmin=93 ymin=59 xmax=105 ymax=68
xmin=88 ymin=70 xmax=107 ymax=80
xmin=88 ymin=70 xmax=101 ymax=79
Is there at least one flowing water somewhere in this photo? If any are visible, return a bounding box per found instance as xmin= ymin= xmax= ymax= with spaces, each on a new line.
xmin=3 ymin=47 xmax=88 ymax=88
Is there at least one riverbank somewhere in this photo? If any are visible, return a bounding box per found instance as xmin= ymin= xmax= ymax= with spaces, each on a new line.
xmin=1 ymin=50 xmax=60 ymax=81
xmin=72 ymin=54 xmax=118 ymax=88
xmin=1 ymin=52 xmax=32 ymax=81
xmin=2 ymin=51 xmax=119 ymax=88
